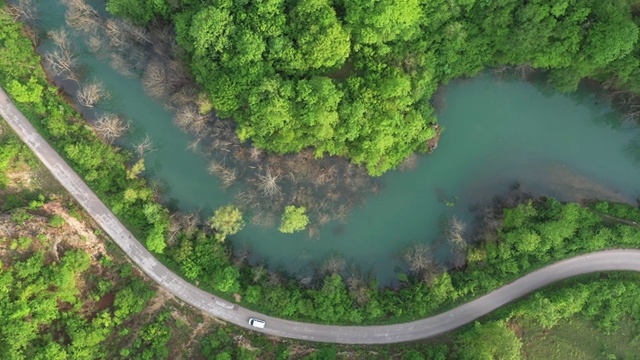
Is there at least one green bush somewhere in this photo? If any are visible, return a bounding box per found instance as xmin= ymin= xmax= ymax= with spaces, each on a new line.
xmin=279 ymin=205 xmax=309 ymax=234
xmin=49 ymin=214 xmax=65 ymax=228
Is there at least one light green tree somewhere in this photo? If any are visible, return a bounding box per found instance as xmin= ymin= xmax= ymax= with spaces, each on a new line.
xmin=279 ymin=205 xmax=309 ymax=234
xmin=210 ymin=204 xmax=244 ymax=241
xmin=454 ymin=320 xmax=523 ymax=360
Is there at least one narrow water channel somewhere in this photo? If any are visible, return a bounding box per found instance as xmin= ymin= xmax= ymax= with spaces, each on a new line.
xmin=30 ymin=2 xmax=640 ymax=283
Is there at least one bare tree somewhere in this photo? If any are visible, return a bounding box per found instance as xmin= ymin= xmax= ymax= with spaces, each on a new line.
xmin=492 ymin=65 xmax=509 ymax=81
xmin=142 ymin=61 xmax=168 ymax=98
xmin=180 ymin=212 xmax=201 ymax=237
xmin=403 ymin=242 xmax=442 ymax=283
xmin=346 ymin=269 xmax=370 ymax=306
xmin=175 ymin=106 xmax=209 ymax=133
xmin=134 ymin=133 xmax=154 ymax=157
xmin=108 ymin=53 xmax=135 ymax=77
xmin=167 ymin=59 xmax=189 ymax=91
xmin=445 ymin=216 xmax=467 ymax=252
xmin=623 ymin=109 xmax=640 ymax=122
xmin=187 ymin=138 xmax=202 ymax=153
xmin=248 ymin=145 xmax=264 ymax=162
xmin=250 ymin=210 xmax=276 ymax=227
xmin=267 ymin=271 xmax=283 ymax=287
xmin=514 ymin=64 xmax=534 ymax=80
xmin=334 ymin=204 xmax=350 ymax=223
xmin=614 ymin=92 xmax=640 ymax=123
xmin=64 ymin=0 xmax=101 ymax=34
xmin=255 ymin=167 xmax=283 ymax=199
xmin=52 ymin=27 xmax=74 ymax=48
xmin=210 ymin=119 xmax=237 ymax=140
xmin=45 ymin=29 xmax=79 ymax=82
xmin=321 ymin=254 xmax=346 ymax=275
xmin=398 ymin=153 xmax=418 ymax=172
xmin=166 ymin=214 xmax=182 ymax=247
xmin=479 ymin=205 xmax=502 ymax=239
xmin=170 ymin=85 xmax=198 ymax=109
xmin=317 ymin=212 xmax=331 ymax=226
xmin=403 ymin=243 xmax=432 ymax=273
xmin=250 ymin=264 xmax=266 ymax=283
xmin=121 ymin=21 xmax=151 ymax=45
xmin=45 ymin=49 xmax=79 ymax=82
xmin=211 ymin=137 xmax=236 ymax=157
xmin=86 ymin=35 xmax=103 ymax=54
xmin=166 ymin=211 xmax=201 ymax=247
xmin=104 ymin=18 xmax=127 ymax=49
xmin=208 ymin=161 xmax=237 ymax=189
xmin=8 ymin=0 xmax=37 ymax=22
xmin=233 ymin=243 xmax=252 ymax=266
xmin=236 ymin=190 xmax=259 ymax=209
xmin=150 ymin=26 xmax=175 ymax=56
xmin=77 ymin=81 xmax=109 ymax=108
xmin=307 ymin=224 xmax=320 ymax=239
xmin=94 ymin=113 xmax=130 ymax=143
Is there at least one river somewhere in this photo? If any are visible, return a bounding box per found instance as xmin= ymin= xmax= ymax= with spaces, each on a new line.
xmin=27 ymin=1 xmax=640 ymax=283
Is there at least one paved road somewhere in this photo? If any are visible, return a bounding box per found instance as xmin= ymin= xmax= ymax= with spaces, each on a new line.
xmin=3 ymin=87 xmax=640 ymax=344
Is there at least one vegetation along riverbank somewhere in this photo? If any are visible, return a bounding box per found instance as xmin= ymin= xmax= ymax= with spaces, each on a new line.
xmin=4 ymin=0 xmax=640 ymax=358
xmin=2 ymin=0 xmax=640 ymax=324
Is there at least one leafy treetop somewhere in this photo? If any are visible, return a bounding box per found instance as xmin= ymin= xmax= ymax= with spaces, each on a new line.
xmin=108 ymin=0 xmax=640 ymax=176
xmin=210 ymin=204 xmax=245 ymax=241
xmin=279 ymin=205 xmax=309 ymax=234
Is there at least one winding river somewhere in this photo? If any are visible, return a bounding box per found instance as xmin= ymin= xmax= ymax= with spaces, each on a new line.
xmin=31 ymin=1 xmax=640 ymax=283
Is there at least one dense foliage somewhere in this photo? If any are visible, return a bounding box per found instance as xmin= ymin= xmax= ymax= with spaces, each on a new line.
xmin=107 ymin=0 xmax=640 ymax=175
xmin=0 ymin=136 xmax=22 ymax=188
xmin=454 ymin=320 xmax=522 ymax=360
xmin=278 ymin=205 xmax=309 ymax=233
xmin=0 ymin=5 xmax=171 ymax=253
xmin=5 ymin=6 xmax=640 ymax=358
xmin=210 ymin=204 xmax=245 ymax=241
xmin=3 ymin=130 xmax=640 ymax=360
xmin=6 ymin=0 xmax=640 ymax=332
xmin=162 ymin=194 xmax=640 ymax=326
xmin=450 ymin=272 xmax=640 ymax=360
xmin=0 ymin=204 xmax=158 ymax=359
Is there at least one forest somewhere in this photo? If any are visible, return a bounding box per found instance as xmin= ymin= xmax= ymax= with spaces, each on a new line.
xmin=106 ymin=0 xmax=640 ymax=175
xmin=5 ymin=101 xmax=640 ymax=359
xmin=4 ymin=0 xmax=640 ymax=358
xmin=3 ymin=0 xmax=640 ymax=327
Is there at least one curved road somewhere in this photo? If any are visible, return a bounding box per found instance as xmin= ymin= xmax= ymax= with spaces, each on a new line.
xmin=3 ymin=87 xmax=640 ymax=344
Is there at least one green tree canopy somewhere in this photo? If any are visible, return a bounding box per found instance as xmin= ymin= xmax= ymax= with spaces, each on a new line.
xmin=279 ymin=205 xmax=309 ymax=234
xmin=108 ymin=0 xmax=640 ymax=175
xmin=210 ymin=204 xmax=245 ymax=241
xmin=454 ymin=320 xmax=523 ymax=360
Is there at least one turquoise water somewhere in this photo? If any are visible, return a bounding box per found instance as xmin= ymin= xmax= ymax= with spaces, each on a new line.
xmin=30 ymin=2 xmax=640 ymax=283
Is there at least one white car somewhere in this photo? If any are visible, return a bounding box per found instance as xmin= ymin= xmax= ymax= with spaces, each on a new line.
xmin=249 ymin=317 xmax=266 ymax=328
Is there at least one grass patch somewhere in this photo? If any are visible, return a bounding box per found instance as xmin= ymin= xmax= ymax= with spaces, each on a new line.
xmin=520 ymin=316 xmax=640 ymax=360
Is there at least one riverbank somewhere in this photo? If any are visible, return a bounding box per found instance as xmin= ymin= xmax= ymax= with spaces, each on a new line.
xmin=4 ymin=1 xmax=640 ymax=333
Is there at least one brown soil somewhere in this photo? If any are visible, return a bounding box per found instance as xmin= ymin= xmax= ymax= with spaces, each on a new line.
xmin=427 ymin=125 xmax=442 ymax=153
xmin=508 ymin=319 xmax=525 ymax=338
xmin=43 ymin=201 xmax=106 ymax=259
xmin=233 ymin=293 xmax=242 ymax=303
xmin=181 ymin=318 xmax=214 ymax=355
xmin=143 ymin=286 xmax=175 ymax=316
xmin=233 ymin=334 xmax=259 ymax=352
xmin=95 ymin=292 xmax=116 ymax=312
xmin=5 ymin=169 xmax=34 ymax=191
xmin=0 ymin=213 xmax=48 ymax=239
